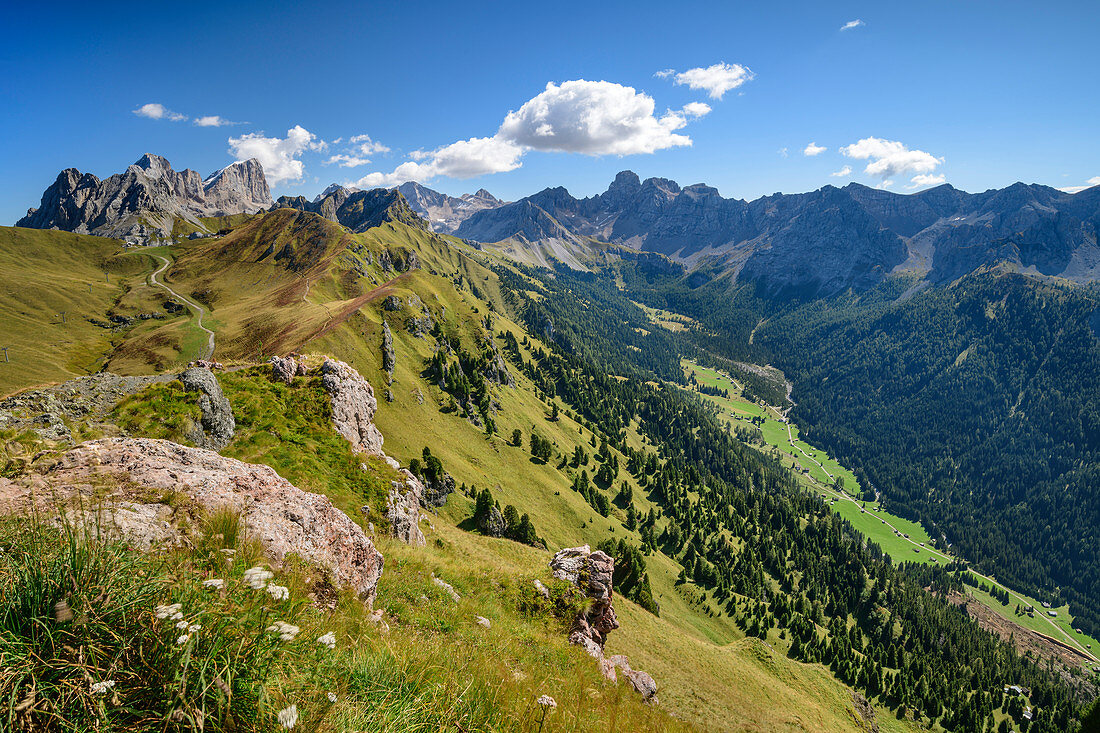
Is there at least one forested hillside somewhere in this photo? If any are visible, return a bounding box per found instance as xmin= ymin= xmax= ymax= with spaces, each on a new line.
xmin=620 ymin=261 xmax=1100 ymax=638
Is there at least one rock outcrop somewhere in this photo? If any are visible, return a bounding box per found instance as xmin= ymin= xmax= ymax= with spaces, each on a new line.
xmin=548 ymin=545 xmax=658 ymax=704
xmin=0 ymin=438 xmax=384 ymax=603
xmin=386 ymin=473 xmax=426 ymax=546
xmin=269 ymin=354 xmax=308 ymax=385
xmin=395 ymin=181 xmax=506 ymax=234
xmin=381 ymin=321 xmax=395 ymax=383
xmin=319 ymin=358 xmax=384 ymax=456
xmin=17 ymin=154 xmax=271 ymax=242
xmin=178 ymin=367 xmax=235 ymax=450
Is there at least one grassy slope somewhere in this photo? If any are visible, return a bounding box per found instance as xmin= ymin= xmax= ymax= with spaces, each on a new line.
xmin=0 ymin=227 xmax=149 ymax=395
xmin=1 ymin=214 xmax=923 ymax=731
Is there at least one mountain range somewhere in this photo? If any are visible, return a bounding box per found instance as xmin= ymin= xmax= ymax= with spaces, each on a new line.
xmin=454 ymin=170 xmax=1100 ymax=296
xmin=16 ymin=156 xmax=1100 ymax=297
xmin=17 ymin=154 xmax=271 ymax=241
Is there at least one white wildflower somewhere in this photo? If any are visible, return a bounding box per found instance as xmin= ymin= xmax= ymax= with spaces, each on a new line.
xmin=243 ymin=566 xmax=274 ymax=590
xmin=317 ymin=631 xmax=336 ymax=650
xmin=537 ymin=694 xmax=557 ymax=709
xmin=188 ymin=624 xmax=201 ymax=633
xmin=277 ymin=704 xmax=298 ymax=729
xmin=327 ymin=692 xmax=337 ymax=704
xmin=202 ymin=578 xmax=225 ymax=589
xmin=176 ymin=634 xmax=190 ymax=645
xmin=266 ymin=621 xmax=300 ymax=642
xmin=266 ymin=583 xmax=290 ymax=601
xmin=155 ymin=603 xmax=183 ymax=621
xmin=176 ymin=620 xmax=189 ymax=630
xmin=90 ymin=680 xmax=116 ymax=695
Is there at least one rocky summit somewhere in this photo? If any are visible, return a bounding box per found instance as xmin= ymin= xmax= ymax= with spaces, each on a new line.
xmin=453 ymin=171 xmax=1100 ymax=296
xmin=17 ymin=154 xmax=272 ymax=242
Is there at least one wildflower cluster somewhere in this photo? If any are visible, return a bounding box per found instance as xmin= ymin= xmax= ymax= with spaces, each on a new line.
xmin=267 ymin=621 xmax=300 ymax=642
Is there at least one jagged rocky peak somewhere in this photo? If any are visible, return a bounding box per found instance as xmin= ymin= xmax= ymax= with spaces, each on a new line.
xmin=17 ymin=153 xmax=273 ymax=242
xmin=272 ymin=186 xmax=430 ymax=233
xmin=392 ymin=181 xmax=507 ymax=234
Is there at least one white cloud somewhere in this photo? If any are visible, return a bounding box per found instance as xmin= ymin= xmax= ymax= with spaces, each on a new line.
xmin=352 ymin=136 xmax=524 ymax=188
xmin=227 ymin=125 xmax=324 ymax=185
xmin=654 ymin=69 xmax=675 ymax=79
xmin=665 ymin=63 xmax=754 ymax=100
xmin=326 ymin=154 xmax=372 ymax=168
xmin=877 ymin=180 xmax=894 ymax=189
xmin=907 ymin=173 xmax=947 ymax=189
xmin=831 ymin=165 xmax=852 ymax=177
xmin=352 ymin=78 xmax=705 ymax=188
xmin=840 ymin=19 xmax=865 ymax=31
xmin=1058 ymin=176 xmax=1100 ymax=194
xmin=681 ymin=101 xmax=712 ymax=118
xmin=133 ymin=103 xmax=186 ymax=122
xmin=497 ymin=80 xmax=692 ymax=155
xmin=840 ymin=137 xmax=943 ymax=179
xmin=803 ymin=142 xmax=826 ymax=156
xmin=350 ymin=134 xmax=390 ymax=155
xmin=779 ymin=147 xmax=789 ymax=157
xmin=194 ymin=115 xmax=233 ymax=127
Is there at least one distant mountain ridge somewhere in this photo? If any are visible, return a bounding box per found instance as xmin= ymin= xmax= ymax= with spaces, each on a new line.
xmin=17 ymin=154 xmax=271 ymax=242
xmin=394 ymin=182 xmax=505 ymax=234
xmin=452 ymin=171 xmax=1100 ymax=296
xmin=270 ymin=185 xmax=430 ymax=233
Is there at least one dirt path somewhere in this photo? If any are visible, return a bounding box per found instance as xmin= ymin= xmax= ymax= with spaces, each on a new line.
xmin=149 ymin=256 xmax=215 ymax=360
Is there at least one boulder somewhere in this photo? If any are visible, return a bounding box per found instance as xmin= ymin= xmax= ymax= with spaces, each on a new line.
xmin=3 ymin=438 xmax=384 ymax=603
xmin=178 ymin=367 xmax=235 ymax=450
xmin=319 ymin=358 xmax=384 ymax=456
xmin=477 ymin=505 xmax=507 ymax=537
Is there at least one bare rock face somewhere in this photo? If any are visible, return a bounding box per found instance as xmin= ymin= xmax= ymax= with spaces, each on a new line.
xmin=17 ymin=154 xmax=272 ymax=242
xmin=178 ymin=367 xmax=235 ymax=450
xmin=549 ymin=545 xmax=656 ymax=703
xmin=3 ymin=438 xmax=384 ymax=603
xmin=269 ymin=355 xmax=306 ymax=385
xmin=319 ymin=358 xmax=384 ymax=456
xmin=386 ymin=472 xmax=426 ymax=546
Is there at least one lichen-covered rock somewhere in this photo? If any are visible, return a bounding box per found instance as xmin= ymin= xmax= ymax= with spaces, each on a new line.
xmin=178 ymin=367 xmax=235 ymax=450
xmin=2 ymin=438 xmax=384 ymax=603
xmin=319 ymin=358 xmax=384 ymax=456
xmin=386 ymin=474 xmax=426 ymax=546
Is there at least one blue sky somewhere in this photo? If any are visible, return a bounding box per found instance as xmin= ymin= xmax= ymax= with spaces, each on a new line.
xmin=3 ymin=0 xmax=1098 ymax=223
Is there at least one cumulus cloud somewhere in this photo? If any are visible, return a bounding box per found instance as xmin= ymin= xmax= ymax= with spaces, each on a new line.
xmin=840 ymin=137 xmax=943 ymax=179
xmin=350 ymin=134 xmax=390 ymax=155
xmin=840 ymin=19 xmax=865 ymax=31
xmin=681 ymin=101 xmax=712 ymax=118
xmin=351 ymin=79 xmax=701 ymax=188
xmin=877 ymin=180 xmax=894 ymax=189
xmin=907 ymin=173 xmax=947 ymax=189
xmin=133 ymin=103 xmax=186 ymax=122
xmin=664 ymin=63 xmax=754 ymax=99
xmin=352 ymin=136 xmax=524 ymax=188
xmin=497 ymin=80 xmax=692 ymax=155
xmin=803 ymin=142 xmax=826 ymax=156
xmin=194 ymin=115 xmax=234 ymax=127
xmin=1058 ymin=176 xmax=1100 ymax=194
xmin=831 ymin=165 xmax=852 ymax=177
xmin=228 ymin=125 xmax=325 ymax=185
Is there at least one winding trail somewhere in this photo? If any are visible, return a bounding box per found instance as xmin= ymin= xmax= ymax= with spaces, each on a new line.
xmin=149 ymin=256 xmax=215 ymax=360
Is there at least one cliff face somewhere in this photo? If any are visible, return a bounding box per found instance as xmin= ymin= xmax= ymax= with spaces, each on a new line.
xmin=17 ymin=154 xmax=272 ymax=241
xmin=395 ymin=182 xmax=504 ymax=233
xmin=454 ymin=172 xmax=1100 ymax=295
